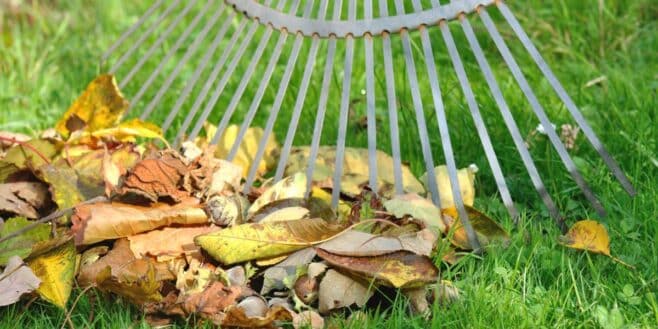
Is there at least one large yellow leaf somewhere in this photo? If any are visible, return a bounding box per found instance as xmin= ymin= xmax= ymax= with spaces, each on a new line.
xmin=442 ymin=206 xmax=509 ymax=250
xmin=195 ymin=218 xmax=346 ymax=265
xmin=26 ymin=238 xmax=76 ymax=308
xmin=55 ymin=74 xmax=129 ymax=138
xmin=559 ymin=220 xmax=610 ymax=255
xmin=421 ymin=164 xmax=478 ymax=209
xmin=88 ymin=119 xmax=167 ymax=144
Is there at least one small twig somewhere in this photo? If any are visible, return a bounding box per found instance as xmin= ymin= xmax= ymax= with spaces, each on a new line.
xmin=60 ymin=285 xmax=95 ymax=329
xmin=0 ymin=136 xmax=51 ymax=165
xmin=0 ymin=196 xmax=107 ymax=244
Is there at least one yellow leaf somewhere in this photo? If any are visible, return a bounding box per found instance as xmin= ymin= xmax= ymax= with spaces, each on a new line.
xmin=26 ymin=239 xmax=76 ymax=308
xmin=442 ymin=206 xmax=509 ymax=250
xmin=195 ymin=218 xmax=346 ymax=265
xmin=559 ymin=220 xmax=610 ymax=255
xmin=421 ymin=164 xmax=477 ymax=209
xmin=56 ymin=74 xmax=129 ymax=138
xmin=89 ymin=119 xmax=168 ymax=145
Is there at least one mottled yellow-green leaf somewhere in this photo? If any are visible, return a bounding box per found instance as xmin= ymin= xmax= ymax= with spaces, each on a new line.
xmin=88 ymin=118 xmax=167 ymax=145
xmin=195 ymin=218 xmax=346 ymax=265
xmin=0 ymin=139 xmax=58 ymax=182
xmin=443 ymin=206 xmax=509 ymax=250
xmin=38 ymin=164 xmax=84 ymax=211
xmin=55 ymin=74 xmax=129 ymax=138
xmin=0 ymin=217 xmax=50 ymax=266
xmin=27 ymin=239 xmax=76 ymax=308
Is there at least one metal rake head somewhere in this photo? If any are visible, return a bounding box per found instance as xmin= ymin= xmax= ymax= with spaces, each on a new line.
xmin=102 ymin=0 xmax=636 ymax=249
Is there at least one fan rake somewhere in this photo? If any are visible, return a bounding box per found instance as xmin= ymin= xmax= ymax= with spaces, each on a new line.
xmin=101 ymin=0 xmax=636 ymax=250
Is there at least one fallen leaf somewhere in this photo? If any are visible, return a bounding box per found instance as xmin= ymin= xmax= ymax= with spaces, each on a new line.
xmin=0 ymin=132 xmax=30 ymax=150
xmin=205 ymin=194 xmax=250 ymax=226
xmin=71 ymin=199 xmax=209 ymax=245
xmin=206 ymin=158 xmax=243 ymax=197
xmin=261 ymin=248 xmax=317 ymax=295
xmin=119 ymin=152 xmax=190 ymax=203
xmin=318 ymin=269 xmax=373 ymax=314
xmin=292 ymin=310 xmax=324 ymax=329
xmin=421 ymin=164 xmax=478 ymax=209
xmin=55 ymin=74 xmax=129 ymax=138
xmin=0 ymin=217 xmax=50 ymax=266
xmin=559 ymin=220 xmax=610 ymax=255
xmin=248 ymin=173 xmax=307 ymax=216
xmin=383 ymin=193 xmax=446 ymax=233
xmin=317 ymin=229 xmax=436 ymax=257
xmin=285 ymin=147 xmax=425 ymax=196
xmin=0 ymin=256 xmax=41 ymax=307
xmin=403 ymin=287 xmax=430 ymax=316
xmin=0 ymin=139 xmax=58 ymax=182
xmin=70 ymin=146 xmax=140 ymax=197
xmin=316 ymin=249 xmax=438 ymax=289
xmin=38 ymin=163 xmax=85 ymax=212
xmin=249 ymin=197 xmax=335 ymax=223
xmin=0 ymin=182 xmax=50 ymax=218
xmin=127 ymin=225 xmax=220 ymax=259
xmin=222 ymin=304 xmax=293 ymax=328
xmin=236 ymin=295 xmax=268 ymax=318
xmin=209 ymin=124 xmax=279 ymax=179
xmin=195 ymin=218 xmax=345 ymax=265
xmin=182 ymin=282 xmax=244 ymax=324
xmin=26 ymin=238 xmax=76 ymax=308
xmin=442 ymin=206 xmax=509 ymax=250
xmin=89 ymin=118 xmax=167 ymax=144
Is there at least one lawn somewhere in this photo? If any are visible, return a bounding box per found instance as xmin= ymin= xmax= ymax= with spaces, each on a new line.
xmin=1 ymin=0 xmax=657 ymax=328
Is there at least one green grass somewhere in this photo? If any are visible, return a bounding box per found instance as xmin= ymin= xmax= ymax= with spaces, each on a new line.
xmin=1 ymin=0 xmax=657 ymax=328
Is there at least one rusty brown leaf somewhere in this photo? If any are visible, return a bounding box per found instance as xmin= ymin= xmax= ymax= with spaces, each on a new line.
xmin=120 ymin=152 xmax=190 ymax=203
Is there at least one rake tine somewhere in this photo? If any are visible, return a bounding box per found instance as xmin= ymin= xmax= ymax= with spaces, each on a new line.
xmin=458 ymin=15 xmax=563 ymax=226
xmin=496 ymin=1 xmax=636 ymax=197
xmin=392 ymin=1 xmax=441 ymax=208
xmin=139 ymin=3 xmax=225 ymax=121
xmin=398 ymin=0 xmax=481 ymax=250
xmin=330 ymin=0 xmax=357 ymax=208
xmin=119 ymin=0 xmax=202 ymax=89
xmin=479 ymin=7 xmax=607 ymax=217
xmin=378 ymin=0 xmax=404 ymax=195
xmin=172 ymin=12 xmax=243 ymax=147
xmin=221 ymin=2 xmax=303 ymax=159
xmin=188 ymin=0 xmax=287 ymax=144
xmin=305 ymin=0 xmax=344 ymax=199
xmin=364 ymin=0 xmax=378 ymax=192
xmin=128 ymin=0 xmax=215 ymax=115
xmin=110 ymin=0 xmax=182 ymax=75
xmin=243 ymin=0 xmax=316 ymax=191
xmin=161 ymin=7 xmax=232 ymax=133
xmin=435 ymin=11 xmax=518 ymax=220
xmin=101 ymin=0 xmax=166 ymax=64
xmin=274 ymin=0 xmax=329 ymax=183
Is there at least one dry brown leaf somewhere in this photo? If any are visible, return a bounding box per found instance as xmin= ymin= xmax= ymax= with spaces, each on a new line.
xmin=71 ymin=199 xmax=209 ymax=245
xmin=0 ymin=182 xmax=49 ymax=218
xmin=0 ymin=256 xmax=41 ymax=307
xmin=120 ymin=152 xmax=190 ymax=203
xmin=317 ymin=229 xmax=436 ymax=257
xmin=127 ymin=225 xmax=221 ymax=259
xmin=316 ymin=249 xmax=438 ymax=289
xmin=318 ymin=269 xmax=373 ymax=314
xmin=222 ymin=304 xmax=293 ymax=328
xmin=195 ymin=218 xmax=346 ymax=265
xmin=55 ymin=74 xmax=129 ymax=138
xmin=181 ymin=282 xmax=244 ymax=324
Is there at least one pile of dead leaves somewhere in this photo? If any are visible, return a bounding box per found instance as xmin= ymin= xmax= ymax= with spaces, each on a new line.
xmin=0 ymin=74 xmax=623 ymax=327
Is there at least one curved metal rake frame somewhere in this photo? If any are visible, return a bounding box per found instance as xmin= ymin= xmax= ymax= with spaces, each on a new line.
xmin=102 ymin=0 xmax=636 ymax=250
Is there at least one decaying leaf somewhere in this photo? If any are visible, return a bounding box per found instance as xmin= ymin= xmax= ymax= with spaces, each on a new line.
xmin=206 ymin=158 xmax=243 ymax=197
xmin=317 ymin=229 xmax=436 ymax=257
xmin=443 ymin=206 xmax=509 ymax=250
xmin=292 ymin=310 xmax=324 ymax=329
xmin=383 ymin=193 xmax=446 ymax=233
xmin=120 ymin=152 xmax=190 ymax=203
xmin=208 ymin=123 xmax=279 ymax=179
xmin=206 ymin=194 xmax=250 ymax=226
xmin=261 ymin=248 xmax=317 ymax=295
xmin=26 ymin=238 xmax=76 ymax=308
xmin=71 ymin=199 xmax=209 ymax=245
xmin=195 ymin=218 xmax=345 ymax=265
xmin=421 ymin=164 xmax=478 ymax=208
xmin=249 ymin=197 xmax=336 ymax=224
xmin=70 ymin=146 xmax=140 ymax=197
xmin=0 ymin=217 xmax=50 ymax=266
xmin=316 ymin=249 xmax=439 ymax=289
xmin=180 ymin=282 xmax=244 ymax=324
xmin=318 ymin=269 xmax=373 ymax=314
xmin=222 ymin=304 xmax=293 ymax=328
xmin=55 ymin=74 xmax=129 ymax=138
xmin=559 ymin=220 xmax=610 ymax=256
xmin=0 ymin=182 xmax=49 ymax=219
xmin=248 ymin=173 xmax=307 ymax=216
xmin=38 ymin=163 xmax=85 ymax=212
xmin=127 ymin=225 xmax=220 ymax=259
xmin=0 ymin=139 xmax=58 ymax=182
xmin=285 ymin=147 xmax=425 ymax=196
xmin=78 ymin=239 xmax=180 ymax=304
xmin=0 ymin=256 xmax=41 ymax=307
